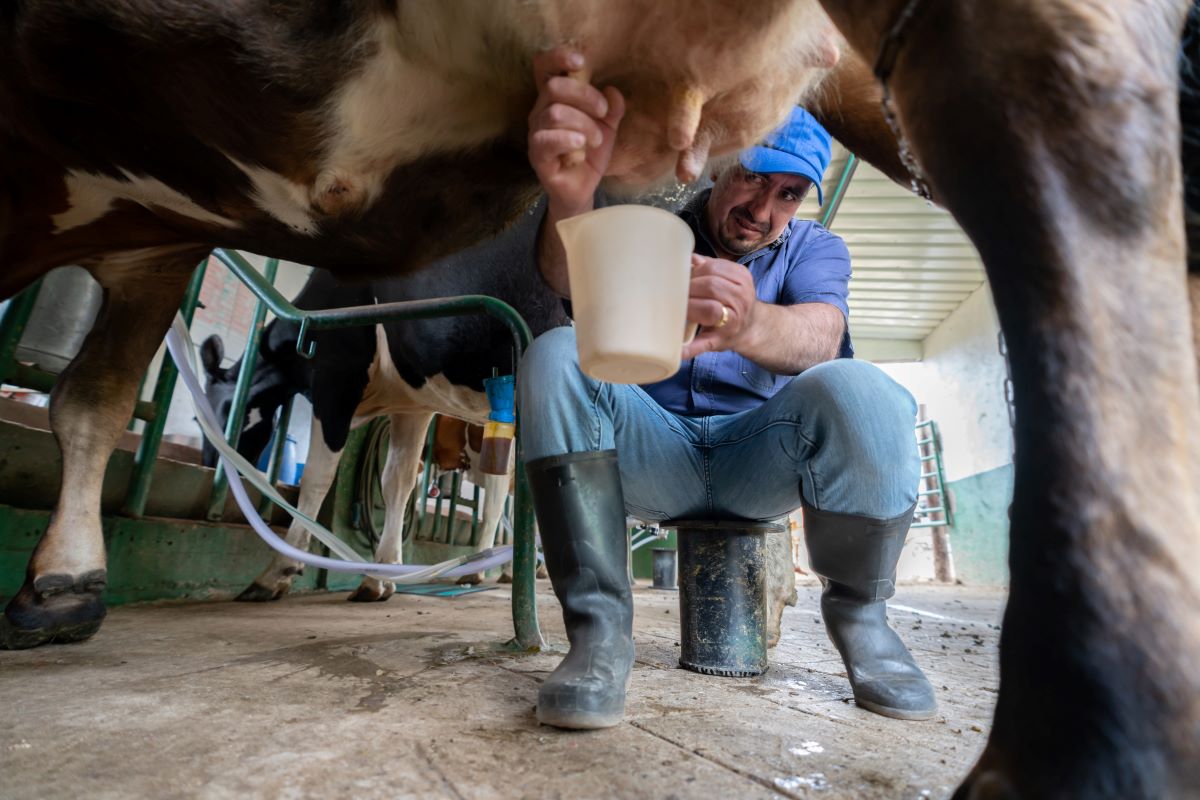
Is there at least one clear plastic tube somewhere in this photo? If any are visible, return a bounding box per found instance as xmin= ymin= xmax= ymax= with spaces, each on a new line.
xmin=166 ymin=317 xmax=514 ymax=583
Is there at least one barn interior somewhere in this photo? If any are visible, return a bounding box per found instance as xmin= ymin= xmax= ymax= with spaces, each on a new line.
xmin=0 ymin=146 xmax=1012 ymax=798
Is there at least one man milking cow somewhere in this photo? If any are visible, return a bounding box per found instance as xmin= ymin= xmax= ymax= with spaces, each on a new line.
xmin=519 ymin=49 xmax=933 ymax=729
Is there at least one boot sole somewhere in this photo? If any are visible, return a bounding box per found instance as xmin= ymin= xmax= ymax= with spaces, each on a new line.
xmin=537 ymin=706 xmax=624 ymax=730
xmin=856 ymin=697 xmax=938 ymax=721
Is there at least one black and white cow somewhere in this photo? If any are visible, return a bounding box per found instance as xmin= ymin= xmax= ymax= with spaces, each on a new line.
xmin=202 ymin=210 xmax=569 ymax=599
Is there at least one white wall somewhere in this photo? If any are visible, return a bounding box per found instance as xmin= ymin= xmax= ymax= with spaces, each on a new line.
xmin=878 ymin=285 xmax=1012 ymax=483
xmin=871 ymin=284 xmax=1012 ymax=582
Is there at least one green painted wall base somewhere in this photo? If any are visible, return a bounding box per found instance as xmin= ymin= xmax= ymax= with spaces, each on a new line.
xmin=946 ymin=463 xmax=1013 ymax=586
xmin=0 ymin=503 xmax=320 ymax=607
xmin=631 ymin=528 xmax=676 ymax=580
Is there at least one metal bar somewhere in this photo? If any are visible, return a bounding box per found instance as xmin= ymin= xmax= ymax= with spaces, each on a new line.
xmin=257 ymin=395 xmax=295 ymax=518
xmin=915 ymin=437 xmax=934 ymax=446
xmin=123 ymin=261 xmax=209 ymax=517
xmin=470 ymin=485 xmax=481 ymax=545
xmin=0 ymin=280 xmax=44 ymax=386
xmin=213 ymin=247 xmax=541 ymax=649
xmin=447 ymin=472 xmax=461 ymax=544
xmin=127 ymin=370 xmax=149 ymax=431
xmin=7 ymin=363 xmax=58 ymax=394
xmin=433 ymin=475 xmax=446 ymax=540
xmin=502 ymin=496 xmax=512 ymax=545
xmin=211 ymin=249 xmax=533 ymax=354
xmin=818 ymin=153 xmax=859 ymax=229
xmin=8 ymin=364 xmax=157 ymax=421
xmin=206 ymin=258 xmax=279 ymax=520
xmin=510 ymin=452 xmax=543 ymax=649
xmin=418 ymin=419 xmax=436 ymax=530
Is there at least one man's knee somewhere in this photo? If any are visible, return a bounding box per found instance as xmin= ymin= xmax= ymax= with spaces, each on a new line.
xmin=518 ymin=326 xmax=592 ymax=416
xmin=519 ymin=327 xmax=579 ymax=391
xmin=785 ymin=360 xmax=919 ymax=464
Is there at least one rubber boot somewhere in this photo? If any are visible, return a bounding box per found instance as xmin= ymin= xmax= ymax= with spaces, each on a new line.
xmin=527 ymin=450 xmax=634 ymax=729
xmin=804 ymin=502 xmax=937 ymax=720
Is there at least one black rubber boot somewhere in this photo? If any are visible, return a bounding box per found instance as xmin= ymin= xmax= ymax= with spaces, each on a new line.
xmin=804 ymin=502 xmax=937 ymax=721
xmin=527 ymin=450 xmax=634 ymax=730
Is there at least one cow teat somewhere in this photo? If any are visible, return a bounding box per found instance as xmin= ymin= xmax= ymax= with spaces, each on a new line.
xmin=310 ymin=169 xmax=367 ymax=216
xmin=667 ymin=85 xmax=706 ymax=152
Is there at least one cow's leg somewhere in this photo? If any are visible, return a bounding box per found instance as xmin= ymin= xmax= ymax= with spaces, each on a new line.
xmin=237 ymin=417 xmax=342 ymax=601
xmin=1 ymin=250 xmax=199 ymax=649
xmin=764 ymin=523 xmax=797 ymax=649
xmin=457 ymin=468 xmax=511 ymax=586
xmin=819 ymin=1 xmax=1200 ymax=795
xmin=1192 ymin=273 xmax=1200 ymax=375
xmin=348 ymin=411 xmax=432 ymax=602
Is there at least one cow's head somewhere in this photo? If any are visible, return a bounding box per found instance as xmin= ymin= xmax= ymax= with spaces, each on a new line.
xmin=199 ymin=324 xmax=306 ymax=469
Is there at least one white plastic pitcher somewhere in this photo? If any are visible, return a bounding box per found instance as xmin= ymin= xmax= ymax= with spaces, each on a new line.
xmin=557 ymin=204 xmax=698 ymax=385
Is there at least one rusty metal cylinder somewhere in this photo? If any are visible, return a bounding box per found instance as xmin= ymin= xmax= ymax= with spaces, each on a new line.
xmin=673 ymin=520 xmax=777 ymax=677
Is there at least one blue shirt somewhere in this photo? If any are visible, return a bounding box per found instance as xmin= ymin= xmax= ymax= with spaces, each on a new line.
xmin=640 ymin=190 xmax=853 ymax=417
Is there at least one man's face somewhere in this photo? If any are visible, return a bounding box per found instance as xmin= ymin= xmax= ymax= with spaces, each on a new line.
xmin=704 ymin=166 xmax=812 ymax=259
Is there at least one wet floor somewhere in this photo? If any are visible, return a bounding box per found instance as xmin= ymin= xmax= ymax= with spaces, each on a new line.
xmin=0 ymin=580 xmax=1004 ymax=799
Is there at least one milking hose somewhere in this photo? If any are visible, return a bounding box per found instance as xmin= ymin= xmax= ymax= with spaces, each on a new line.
xmin=166 ymin=315 xmax=515 ymax=583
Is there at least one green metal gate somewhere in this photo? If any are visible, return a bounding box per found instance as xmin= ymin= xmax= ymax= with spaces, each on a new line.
xmin=0 ymin=250 xmax=543 ymax=650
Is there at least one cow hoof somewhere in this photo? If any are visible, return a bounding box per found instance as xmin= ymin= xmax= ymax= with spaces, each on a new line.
xmin=952 ymin=769 xmax=1019 ymax=800
xmin=456 ymin=573 xmax=485 ymax=586
xmin=347 ymin=580 xmax=394 ymax=602
xmin=495 ymin=566 xmax=546 ymax=584
xmin=0 ymin=571 xmax=108 ymax=650
xmin=235 ymin=582 xmax=287 ymax=602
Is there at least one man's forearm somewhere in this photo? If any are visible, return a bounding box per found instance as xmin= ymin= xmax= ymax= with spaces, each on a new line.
xmin=735 ymin=301 xmax=845 ymax=374
xmin=537 ymin=197 xmax=594 ymax=298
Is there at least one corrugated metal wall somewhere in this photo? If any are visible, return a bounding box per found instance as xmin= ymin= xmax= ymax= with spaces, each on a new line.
xmin=800 ymin=146 xmax=988 ymax=361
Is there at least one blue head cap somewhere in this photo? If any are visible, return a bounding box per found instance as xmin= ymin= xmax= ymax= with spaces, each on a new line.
xmin=738 ymin=106 xmax=832 ymax=205
xmin=484 ymin=374 xmax=515 ymax=424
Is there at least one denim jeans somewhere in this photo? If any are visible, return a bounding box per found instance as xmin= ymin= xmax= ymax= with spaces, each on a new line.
xmin=517 ymin=327 xmax=920 ymax=522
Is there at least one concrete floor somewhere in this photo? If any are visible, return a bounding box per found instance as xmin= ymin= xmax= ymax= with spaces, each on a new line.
xmin=0 ymin=580 xmax=1005 ymax=800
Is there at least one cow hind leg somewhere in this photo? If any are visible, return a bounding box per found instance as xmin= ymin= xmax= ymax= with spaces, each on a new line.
xmin=238 ymin=417 xmax=343 ymax=601
xmin=348 ymin=412 xmax=432 ymax=602
xmin=764 ymin=524 xmax=797 ymax=649
xmin=457 ymin=468 xmax=510 ymax=586
xmin=820 ymin=1 xmax=1200 ymax=796
xmin=1 ymin=249 xmax=201 ymax=649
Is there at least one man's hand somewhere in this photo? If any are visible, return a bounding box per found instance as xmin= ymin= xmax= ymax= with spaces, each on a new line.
xmin=683 ymin=252 xmax=846 ymax=372
xmin=681 ymin=254 xmax=759 ymax=360
xmin=528 ymin=48 xmax=626 ymax=215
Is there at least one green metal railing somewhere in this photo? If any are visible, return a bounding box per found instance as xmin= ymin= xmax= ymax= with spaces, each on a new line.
xmin=819 ymin=153 xmax=859 ymax=229
xmin=205 ymin=257 xmax=279 ymax=519
xmin=0 ymin=250 xmax=543 ymax=650
xmin=208 ymin=249 xmax=541 ymax=651
xmin=123 ymin=263 xmax=209 ymax=517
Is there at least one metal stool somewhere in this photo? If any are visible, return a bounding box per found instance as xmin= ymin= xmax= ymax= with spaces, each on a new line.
xmin=662 ymin=518 xmax=785 ymax=677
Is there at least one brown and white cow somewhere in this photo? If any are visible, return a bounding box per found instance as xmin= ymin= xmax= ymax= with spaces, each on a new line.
xmin=2 ymin=0 xmax=1199 ymax=795
xmin=0 ymin=0 xmax=841 ymax=649
xmin=821 ymin=2 xmax=1200 ymax=797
